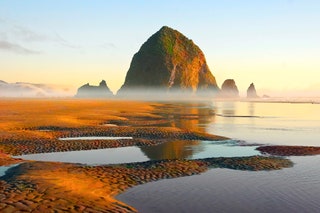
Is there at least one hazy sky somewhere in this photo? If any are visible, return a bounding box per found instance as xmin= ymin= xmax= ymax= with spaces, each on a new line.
xmin=1 ymin=0 xmax=319 ymax=96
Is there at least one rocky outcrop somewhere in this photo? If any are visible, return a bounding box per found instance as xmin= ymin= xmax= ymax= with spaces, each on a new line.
xmin=117 ymin=26 xmax=219 ymax=96
xmin=220 ymin=79 xmax=239 ymax=97
xmin=247 ymin=83 xmax=259 ymax=98
xmin=76 ymin=80 xmax=113 ymax=98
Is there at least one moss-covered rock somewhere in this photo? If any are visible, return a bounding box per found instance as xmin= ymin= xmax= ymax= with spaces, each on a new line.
xmin=118 ymin=26 xmax=219 ymax=96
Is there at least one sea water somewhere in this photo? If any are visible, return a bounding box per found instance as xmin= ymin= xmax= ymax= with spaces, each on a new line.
xmin=117 ymin=101 xmax=320 ymax=213
xmin=13 ymin=100 xmax=320 ymax=212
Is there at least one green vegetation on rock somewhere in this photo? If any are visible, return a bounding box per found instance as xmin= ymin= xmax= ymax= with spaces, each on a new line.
xmin=118 ymin=26 xmax=219 ymax=95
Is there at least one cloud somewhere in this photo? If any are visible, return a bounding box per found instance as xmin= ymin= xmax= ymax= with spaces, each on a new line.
xmin=0 ymin=17 xmax=80 ymax=49
xmin=12 ymin=25 xmax=80 ymax=48
xmin=13 ymin=25 xmax=81 ymax=49
xmin=12 ymin=25 xmax=48 ymax=42
xmin=0 ymin=40 xmax=40 ymax=54
xmin=52 ymin=32 xmax=81 ymax=49
xmin=100 ymin=42 xmax=116 ymax=49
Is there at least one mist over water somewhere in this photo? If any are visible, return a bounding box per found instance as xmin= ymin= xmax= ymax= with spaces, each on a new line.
xmin=116 ymin=88 xmax=218 ymax=101
xmin=115 ymin=87 xmax=320 ymax=103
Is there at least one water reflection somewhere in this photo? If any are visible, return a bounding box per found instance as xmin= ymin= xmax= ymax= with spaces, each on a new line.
xmin=211 ymin=101 xmax=320 ymax=146
xmin=154 ymin=102 xmax=215 ymax=132
xmin=140 ymin=140 xmax=202 ymax=160
xmin=140 ymin=103 xmax=215 ymax=160
xmin=248 ymin=102 xmax=255 ymax=117
xmin=221 ymin=101 xmax=236 ymax=117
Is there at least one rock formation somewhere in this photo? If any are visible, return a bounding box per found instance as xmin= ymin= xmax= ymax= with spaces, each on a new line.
xmin=247 ymin=83 xmax=259 ymax=98
xmin=76 ymin=80 xmax=113 ymax=98
xmin=220 ymin=79 xmax=239 ymax=97
xmin=117 ymin=26 xmax=219 ymax=96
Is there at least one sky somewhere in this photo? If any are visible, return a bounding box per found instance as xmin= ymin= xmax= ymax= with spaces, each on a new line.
xmin=0 ymin=0 xmax=319 ymax=96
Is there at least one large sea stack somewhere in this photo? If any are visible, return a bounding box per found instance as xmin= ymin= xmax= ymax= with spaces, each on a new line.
xmin=117 ymin=26 xmax=219 ymax=97
xmin=76 ymin=80 xmax=113 ymax=98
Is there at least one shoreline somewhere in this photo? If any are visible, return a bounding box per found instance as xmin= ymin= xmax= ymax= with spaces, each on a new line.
xmin=0 ymin=155 xmax=293 ymax=212
xmin=1 ymin=99 xmax=320 ymax=212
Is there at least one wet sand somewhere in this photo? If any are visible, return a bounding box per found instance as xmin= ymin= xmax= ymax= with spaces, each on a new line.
xmin=0 ymin=99 xmax=317 ymax=212
xmin=1 ymin=156 xmax=292 ymax=212
xmin=0 ymin=153 xmax=23 ymax=166
xmin=257 ymin=146 xmax=320 ymax=156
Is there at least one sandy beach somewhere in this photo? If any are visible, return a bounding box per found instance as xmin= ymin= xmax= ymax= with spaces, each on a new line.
xmin=0 ymin=99 xmax=317 ymax=212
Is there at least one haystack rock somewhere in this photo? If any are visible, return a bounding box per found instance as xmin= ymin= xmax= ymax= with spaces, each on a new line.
xmin=76 ymin=80 xmax=113 ymax=98
xmin=117 ymin=26 xmax=219 ymax=96
xmin=247 ymin=83 xmax=259 ymax=98
xmin=220 ymin=79 xmax=239 ymax=97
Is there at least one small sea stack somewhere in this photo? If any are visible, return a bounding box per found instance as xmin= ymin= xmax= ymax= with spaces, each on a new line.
xmin=76 ymin=80 xmax=113 ymax=98
xmin=247 ymin=83 xmax=259 ymax=98
xmin=220 ymin=79 xmax=239 ymax=98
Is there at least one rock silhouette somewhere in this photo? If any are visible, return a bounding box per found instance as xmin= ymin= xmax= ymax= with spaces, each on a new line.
xmin=117 ymin=26 xmax=218 ymax=96
xmin=220 ymin=79 xmax=239 ymax=97
xmin=247 ymin=83 xmax=259 ymax=98
xmin=76 ymin=80 xmax=113 ymax=98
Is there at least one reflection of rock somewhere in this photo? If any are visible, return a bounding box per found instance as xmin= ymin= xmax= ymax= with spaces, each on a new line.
xmin=140 ymin=140 xmax=200 ymax=160
xmin=76 ymin=80 xmax=113 ymax=98
xmin=118 ymin=26 xmax=219 ymax=96
xmin=140 ymin=103 xmax=215 ymax=160
xmin=247 ymin=83 xmax=259 ymax=98
xmin=220 ymin=79 xmax=239 ymax=98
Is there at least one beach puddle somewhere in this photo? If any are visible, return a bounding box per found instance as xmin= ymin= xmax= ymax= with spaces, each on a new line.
xmin=102 ymin=124 xmax=119 ymax=127
xmin=14 ymin=140 xmax=259 ymax=165
xmin=14 ymin=146 xmax=148 ymax=165
xmin=59 ymin=136 xmax=133 ymax=141
xmin=0 ymin=164 xmax=20 ymax=177
xmin=188 ymin=141 xmax=260 ymax=159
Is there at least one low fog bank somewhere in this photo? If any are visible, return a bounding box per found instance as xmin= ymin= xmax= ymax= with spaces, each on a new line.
xmin=0 ymin=81 xmax=75 ymax=98
xmin=1 ymin=82 xmax=318 ymax=104
xmin=115 ymin=89 xmax=320 ymax=103
xmin=115 ymin=88 xmax=218 ymax=102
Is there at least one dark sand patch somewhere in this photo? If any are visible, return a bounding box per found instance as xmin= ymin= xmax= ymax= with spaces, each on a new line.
xmin=257 ymin=146 xmax=320 ymax=156
xmin=1 ymin=125 xmax=227 ymax=155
